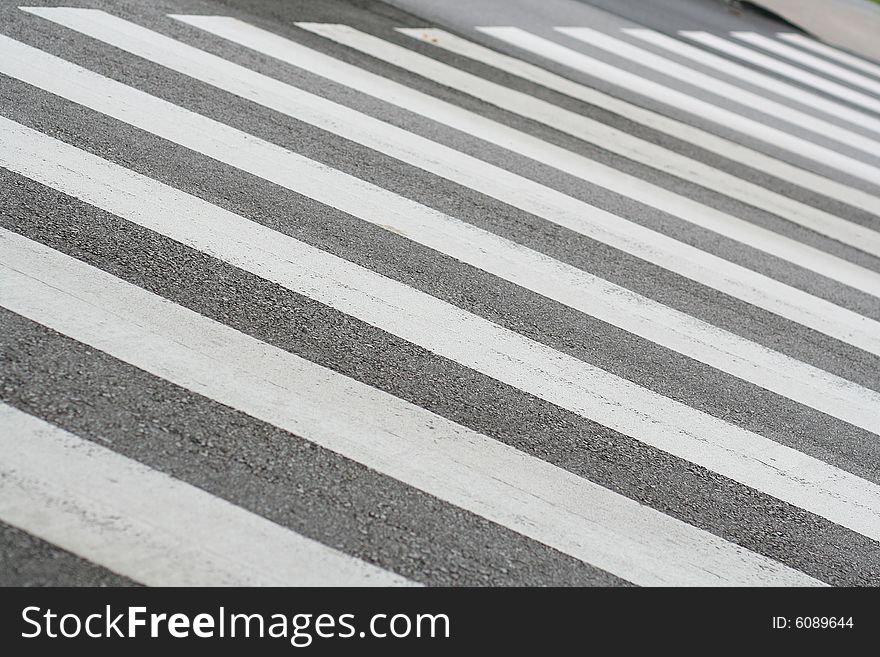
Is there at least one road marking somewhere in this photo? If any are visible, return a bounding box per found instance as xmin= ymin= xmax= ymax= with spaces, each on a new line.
xmin=734 ymin=31 xmax=880 ymax=97
xmin=2 ymin=35 xmax=878 ymax=359
xmin=0 ymin=232 xmax=823 ymax=587
xmin=2 ymin=126 xmax=879 ymax=548
xmin=10 ymin=117 xmax=880 ymax=434
xmin=4 ymin=115 xmax=879 ymax=437
xmin=669 ymin=30 xmax=880 ymax=125
xmin=284 ymin=20 xmax=880 ymax=262
xmin=0 ymin=403 xmax=412 ymax=586
xmin=477 ymin=27 xmax=880 ymax=186
xmin=777 ymin=32 xmax=880 ymax=80
xmin=398 ymin=27 xmax=880 ymax=220
xmin=558 ymin=27 xmax=880 ymax=161
xmin=25 ymin=8 xmax=878 ymax=281
xmin=5 ymin=47 xmax=880 ymax=433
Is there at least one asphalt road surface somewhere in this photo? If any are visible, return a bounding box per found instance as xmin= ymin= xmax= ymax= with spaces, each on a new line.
xmin=2 ymin=0 xmax=880 ymax=587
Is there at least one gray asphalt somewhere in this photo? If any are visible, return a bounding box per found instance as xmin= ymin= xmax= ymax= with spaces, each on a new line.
xmin=1 ymin=0 xmax=879 ymax=586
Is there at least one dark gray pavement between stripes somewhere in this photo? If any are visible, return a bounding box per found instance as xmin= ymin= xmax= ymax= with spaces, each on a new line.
xmin=1 ymin=0 xmax=879 ymax=587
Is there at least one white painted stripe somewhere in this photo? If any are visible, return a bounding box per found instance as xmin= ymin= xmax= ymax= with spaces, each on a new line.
xmin=734 ymin=31 xmax=880 ymax=97
xmin=1 ymin=126 xmax=879 ymax=552
xmin=777 ymin=32 xmax=880 ymax=81
xmin=31 ymin=11 xmax=880 ymax=280
xmin=559 ymin=26 xmax=880 ymax=161
xmin=0 ymin=403 xmax=411 ymax=587
xmin=2 ymin=38 xmax=878 ymax=359
xmin=4 ymin=116 xmax=879 ymax=452
xmin=0 ymin=233 xmax=823 ymax=587
xmin=479 ymin=27 xmax=880 ymax=186
xmin=397 ymin=27 xmax=880 ymax=247
xmin=672 ymin=31 xmax=880 ymax=125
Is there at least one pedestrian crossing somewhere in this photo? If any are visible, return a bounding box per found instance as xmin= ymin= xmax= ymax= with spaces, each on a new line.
xmin=10 ymin=14 xmax=877 ymax=347
xmin=557 ymin=27 xmax=880 ymax=161
xmin=397 ymin=27 xmax=880 ymax=216
xmin=479 ymin=27 xmax=880 ymax=185
xmin=2 ymin=3 xmax=880 ymax=587
xmin=777 ymin=32 xmax=880 ymax=80
xmin=3 ymin=230 xmax=825 ymax=587
xmin=732 ymin=31 xmax=880 ymax=98
xmin=640 ymin=30 xmax=880 ymax=129
xmin=296 ymin=20 xmax=880 ymax=264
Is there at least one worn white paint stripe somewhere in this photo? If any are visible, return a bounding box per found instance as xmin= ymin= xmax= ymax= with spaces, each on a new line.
xmin=777 ymin=32 xmax=880 ymax=81
xmin=29 ymin=11 xmax=880 ymax=281
xmin=399 ymin=29 xmax=880 ymax=220
xmin=0 ymin=233 xmax=825 ymax=587
xmin=397 ymin=27 xmax=880 ymax=249
xmin=2 ymin=130 xmax=880 ymax=549
xmin=479 ymin=27 xmax=880 ymax=186
xmin=0 ymin=404 xmax=412 ymax=587
xmin=669 ymin=30 xmax=880 ymax=127
xmin=559 ymin=27 xmax=880 ymax=161
xmin=734 ymin=31 xmax=880 ymax=97
xmin=5 ymin=116 xmax=880 ymax=449
xmin=2 ymin=40 xmax=878 ymax=357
